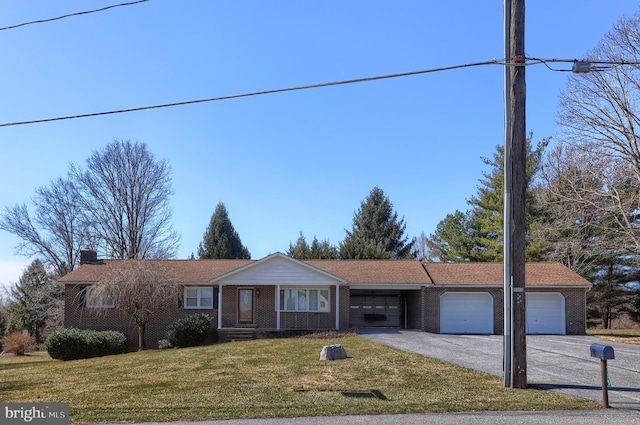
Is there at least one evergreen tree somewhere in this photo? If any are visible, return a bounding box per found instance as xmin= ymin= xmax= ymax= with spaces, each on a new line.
xmin=287 ymin=232 xmax=311 ymax=259
xmin=198 ymin=203 xmax=251 ymax=259
xmin=6 ymin=260 xmax=62 ymax=344
xmin=428 ymin=136 xmax=548 ymax=262
xmin=287 ymin=232 xmax=338 ymax=260
xmin=340 ymin=186 xmax=414 ymax=259
xmin=426 ymin=211 xmax=478 ymax=262
xmin=309 ymin=236 xmax=339 ymax=259
xmin=587 ymin=257 xmax=640 ymax=329
xmin=628 ymin=289 xmax=640 ymax=326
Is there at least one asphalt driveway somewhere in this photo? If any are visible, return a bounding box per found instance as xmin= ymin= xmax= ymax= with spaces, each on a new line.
xmin=358 ymin=330 xmax=640 ymax=410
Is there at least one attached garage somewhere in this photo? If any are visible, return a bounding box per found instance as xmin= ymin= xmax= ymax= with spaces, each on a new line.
xmin=527 ymin=292 xmax=565 ymax=335
xmin=440 ymin=292 xmax=493 ymax=334
xmin=350 ymin=295 xmax=401 ymax=328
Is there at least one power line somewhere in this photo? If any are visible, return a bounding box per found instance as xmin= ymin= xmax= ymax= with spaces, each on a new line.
xmin=0 ymin=60 xmax=502 ymax=128
xmin=0 ymin=0 xmax=149 ymax=31
xmin=525 ymin=57 xmax=640 ymax=72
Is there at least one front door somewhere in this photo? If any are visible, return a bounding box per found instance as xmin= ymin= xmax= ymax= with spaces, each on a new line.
xmin=238 ymin=289 xmax=254 ymax=324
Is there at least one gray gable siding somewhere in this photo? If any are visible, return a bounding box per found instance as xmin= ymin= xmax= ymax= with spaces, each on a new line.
xmin=217 ymin=256 xmax=343 ymax=286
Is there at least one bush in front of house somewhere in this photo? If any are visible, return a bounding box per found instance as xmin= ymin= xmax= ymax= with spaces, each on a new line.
xmin=157 ymin=339 xmax=173 ymax=350
xmin=166 ymin=314 xmax=211 ymax=348
xmin=45 ymin=328 xmax=127 ymax=361
xmin=1 ymin=331 xmax=33 ymax=355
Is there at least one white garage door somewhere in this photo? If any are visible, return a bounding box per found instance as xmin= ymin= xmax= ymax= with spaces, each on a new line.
xmin=440 ymin=292 xmax=493 ymax=334
xmin=526 ymin=293 xmax=565 ymax=335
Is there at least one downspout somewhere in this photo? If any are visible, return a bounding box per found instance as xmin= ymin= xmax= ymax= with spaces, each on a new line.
xmin=335 ymin=283 xmax=340 ymax=330
xmin=218 ymin=283 xmax=223 ymax=329
xmin=276 ymin=284 xmax=281 ymax=330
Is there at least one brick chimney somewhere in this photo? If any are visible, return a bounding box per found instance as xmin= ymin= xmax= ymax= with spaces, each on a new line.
xmin=80 ymin=249 xmax=99 ymax=265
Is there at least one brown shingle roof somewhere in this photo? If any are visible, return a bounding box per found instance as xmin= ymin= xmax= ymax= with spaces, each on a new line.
xmin=305 ymin=260 xmax=431 ymax=284
xmin=58 ymin=257 xmax=591 ymax=287
xmin=58 ymin=259 xmax=254 ymax=283
xmin=424 ymin=262 xmax=592 ymax=286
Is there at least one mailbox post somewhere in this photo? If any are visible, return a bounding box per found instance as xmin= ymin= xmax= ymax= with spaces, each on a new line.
xmin=590 ymin=343 xmax=615 ymax=408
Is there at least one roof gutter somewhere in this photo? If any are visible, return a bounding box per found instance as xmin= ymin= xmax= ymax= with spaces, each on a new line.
xmin=349 ymin=283 xmax=433 ymax=290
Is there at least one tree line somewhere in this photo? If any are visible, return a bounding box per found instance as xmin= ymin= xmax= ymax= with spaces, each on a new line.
xmin=197 ymin=186 xmax=414 ymax=261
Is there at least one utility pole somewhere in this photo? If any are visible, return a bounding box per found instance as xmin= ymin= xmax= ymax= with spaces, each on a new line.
xmin=502 ymin=0 xmax=512 ymax=388
xmin=504 ymin=0 xmax=527 ymax=389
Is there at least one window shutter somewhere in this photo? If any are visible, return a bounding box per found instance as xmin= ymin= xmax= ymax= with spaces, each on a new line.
xmin=213 ymin=287 xmax=219 ymax=309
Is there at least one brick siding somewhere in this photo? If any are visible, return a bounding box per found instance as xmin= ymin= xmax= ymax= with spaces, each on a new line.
xmin=65 ymin=282 xmax=587 ymax=346
xmin=220 ymin=285 xmax=349 ymax=330
xmin=64 ymin=284 xmax=219 ymax=350
xmin=561 ymin=288 xmax=587 ymax=335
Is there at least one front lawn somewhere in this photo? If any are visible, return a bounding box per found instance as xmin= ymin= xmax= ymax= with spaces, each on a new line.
xmin=589 ymin=328 xmax=640 ymax=345
xmin=0 ymin=336 xmax=598 ymax=423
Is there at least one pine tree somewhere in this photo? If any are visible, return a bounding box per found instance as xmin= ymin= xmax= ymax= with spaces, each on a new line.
xmin=466 ymin=136 xmax=549 ymax=261
xmin=288 ymin=232 xmax=338 ymax=259
xmin=309 ymin=236 xmax=339 ymax=259
xmin=198 ymin=203 xmax=251 ymax=259
xmin=6 ymin=260 xmax=62 ymax=344
xmin=340 ymin=186 xmax=413 ymax=259
xmin=587 ymin=258 xmax=639 ymax=329
xmin=428 ymin=136 xmax=548 ymax=262
xmin=287 ymin=232 xmax=311 ymax=259
xmin=426 ymin=211 xmax=479 ymax=262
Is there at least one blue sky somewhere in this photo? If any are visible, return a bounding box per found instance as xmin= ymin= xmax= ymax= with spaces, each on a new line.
xmin=1 ymin=0 xmax=638 ymax=289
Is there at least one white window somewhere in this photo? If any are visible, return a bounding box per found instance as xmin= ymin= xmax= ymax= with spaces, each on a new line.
xmin=84 ymin=287 xmax=115 ymax=308
xmin=279 ymin=288 xmax=330 ymax=312
xmin=184 ymin=287 xmax=214 ymax=309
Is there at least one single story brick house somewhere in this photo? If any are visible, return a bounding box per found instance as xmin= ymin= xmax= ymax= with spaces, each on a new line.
xmin=59 ymin=251 xmax=592 ymax=349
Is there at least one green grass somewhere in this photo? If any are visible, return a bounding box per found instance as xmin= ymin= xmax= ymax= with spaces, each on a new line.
xmin=0 ymin=336 xmax=598 ymax=423
xmin=589 ymin=328 xmax=640 ymax=345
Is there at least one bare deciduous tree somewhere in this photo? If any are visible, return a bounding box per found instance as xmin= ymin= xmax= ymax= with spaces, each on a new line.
xmin=72 ymin=139 xmax=179 ymax=260
xmin=0 ymin=178 xmax=86 ymax=277
xmin=2 ymin=140 xmax=179 ymax=278
xmin=411 ymin=231 xmax=439 ymax=262
xmin=558 ymin=11 xmax=640 ymax=256
xmin=91 ymin=260 xmax=178 ymax=350
xmin=535 ymin=142 xmax=640 ymax=328
xmin=535 ymin=143 xmax=610 ymax=274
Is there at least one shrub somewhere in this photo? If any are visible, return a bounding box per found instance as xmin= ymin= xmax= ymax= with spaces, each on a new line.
xmin=45 ymin=328 xmax=127 ymax=361
xmin=167 ymin=314 xmax=211 ymax=348
xmin=157 ymin=339 xmax=173 ymax=350
xmin=1 ymin=331 xmax=33 ymax=355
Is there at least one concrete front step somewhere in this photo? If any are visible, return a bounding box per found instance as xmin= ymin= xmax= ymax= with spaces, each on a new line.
xmin=224 ymin=330 xmax=255 ymax=342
